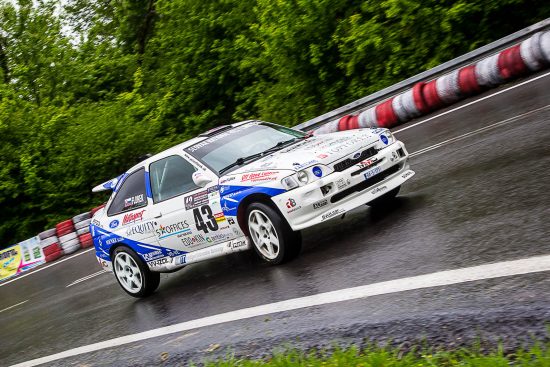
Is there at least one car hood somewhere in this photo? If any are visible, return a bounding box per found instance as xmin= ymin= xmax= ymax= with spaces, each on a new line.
xmin=229 ymin=128 xmax=385 ymax=174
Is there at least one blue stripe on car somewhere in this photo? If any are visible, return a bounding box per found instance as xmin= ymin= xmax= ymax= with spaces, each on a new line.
xmin=91 ymin=224 xmax=187 ymax=262
xmin=219 ymin=185 xmax=286 ymax=217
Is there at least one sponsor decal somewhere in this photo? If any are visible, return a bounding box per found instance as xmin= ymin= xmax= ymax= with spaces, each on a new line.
xmin=122 ymin=210 xmax=146 ymax=225
xmin=371 ymin=185 xmax=388 ymax=195
xmin=126 ymin=221 xmax=157 ymax=236
xmin=214 ymin=212 xmax=226 ymax=222
xmin=186 ymin=245 xmax=224 ymax=262
xmin=336 ymin=178 xmax=348 ymax=190
xmin=228 ymin=217 xmax=236 ymax=225
xmin=286 ymin=198 xmax=301 ymax=214
xmin=364 ymin=166 xmax=382 ymax=180
xmin=229 ymin=239 xmax=247 ymax=249
xmin=317 ymin=153 xmax=328 ymax=159
xmin=286 ymin=198 xmax=297 ymax=209
xmin=313 ymin=199 xmax=328 ymax=210
xmin=176 ymin=254 xmax=187 ymax=265
xmin=312 ymin=166 xmax=323 ymax=178
xmin=156 ymin=220 xmax=191 ymax=240
xmin=180 ymin=233 xmax=228 ymax=247
xmin=220 ymin=176 xmax=236 ymax=184
xmin=321 ymin=209 xmax=344 ymax=221
xmin=222 ymin=189 xmax=245 ymax=198
xmin=105 ymin=237 xmax=124 ymax=245
xmin=292 ymin=159 xmax=318 ymax=170
xmin=241 ymin=171 xmax=278 ymax=183
xmin=401 ymin=171 xmax=414 ymax=179
xmin=186 ymin=123 xmax=256 ymax=153
xmin=148 ymin=257 xmax=169 ymax=267
xmin=327 ymin=137 xmax=365 ymax=154
xmin=184 ymin=190 xmax=210 ymax=210
xmin=259 ymin=161 xmax=275 ymax=168
xmin=380 ymin=135 xmax=389 ymax=145
xmin=357 ymin=157 xmax=378 ymax=169
xmin=92 ymin=219 xmax=101 ymax=226
xmin=124 ymin=194 xmax=144 ymax=208
xmin=182 ymin=153 xmax=207 ymax=170
xmin=109 ymin=220 xmax=119 ymax=229
xmin=167 ymin=249 xmax=185 ymax=257
xmin=142 ymin=250 xmax=163 ymax=261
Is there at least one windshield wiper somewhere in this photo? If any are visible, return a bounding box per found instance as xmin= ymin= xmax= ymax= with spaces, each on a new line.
xmin=218 ymin=137 xmax=306 ymax=175
xmin=219 ymin=153 xmax=264 ymax=175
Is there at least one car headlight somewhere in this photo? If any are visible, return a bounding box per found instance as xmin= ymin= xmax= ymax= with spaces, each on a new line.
xmin=296 ymin=170 xmax=309 ymax=185
xmin=281 ymin=175 xmax=300 ymax=190
xmin=281 ymin=165 xmax=332 ymax=191
xmin=379 ymin=130 xmax=396 ymax=146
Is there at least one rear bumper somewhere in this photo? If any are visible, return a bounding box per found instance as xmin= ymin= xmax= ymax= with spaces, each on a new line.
xmin=272 ymin=141 xmax=414 ymax=231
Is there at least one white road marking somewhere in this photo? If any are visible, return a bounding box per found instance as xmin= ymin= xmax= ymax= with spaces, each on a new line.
xmin=66 ymin=270 xmax=107 ymax=288
xmin=410 ymin=104 xmax=550 ymax=158
xmin=12 ymin=254 xmax=550 ymax=367
xmin=393 ymin=70 xmax=550 ymax=134
xmin=0 ymin=248 xmax=95 ymax=288
xmin=0 ymin=300 xmax=28 ymax=314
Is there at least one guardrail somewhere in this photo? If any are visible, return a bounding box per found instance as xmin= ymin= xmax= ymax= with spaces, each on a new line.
xmin=295 ymin=18 xmax=550 ymax=132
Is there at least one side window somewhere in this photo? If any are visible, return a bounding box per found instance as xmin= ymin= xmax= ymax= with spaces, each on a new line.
xmin=149 ymin=155 xmax=198 ymax=203
xmin=107 ymin=168 xmax=147 ymax=216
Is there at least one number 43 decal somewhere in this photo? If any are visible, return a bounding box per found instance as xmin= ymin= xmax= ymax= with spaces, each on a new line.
xmin=193 ymin=205 xmax=219 ymax=233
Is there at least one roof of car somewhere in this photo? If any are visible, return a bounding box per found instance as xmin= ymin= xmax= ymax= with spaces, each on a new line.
xmin=125 ymin=120 xmax=257 ymax=174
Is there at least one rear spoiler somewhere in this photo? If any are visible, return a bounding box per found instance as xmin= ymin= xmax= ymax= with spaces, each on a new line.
xmin=92 ymin=174 xmax=125 ymax=193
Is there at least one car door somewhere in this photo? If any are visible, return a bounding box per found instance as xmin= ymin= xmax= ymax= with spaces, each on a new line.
xmin=148 ymin=154 xmax=233 ymax=253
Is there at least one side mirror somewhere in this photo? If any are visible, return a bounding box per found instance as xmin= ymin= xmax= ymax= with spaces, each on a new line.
xmin=192 ymin=171 xmax=213 ymax=188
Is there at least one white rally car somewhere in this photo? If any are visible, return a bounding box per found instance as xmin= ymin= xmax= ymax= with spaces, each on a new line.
xmin=91 ymin=120 xmax=414 ymax=297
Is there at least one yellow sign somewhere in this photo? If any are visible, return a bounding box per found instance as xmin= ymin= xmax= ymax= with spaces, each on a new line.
xmin=0 ymin=245 xmax=22 ymax=281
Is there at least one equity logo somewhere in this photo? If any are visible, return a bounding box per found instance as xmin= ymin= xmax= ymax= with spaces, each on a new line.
xmin=286 ymin=198 xmax=296 ymax=209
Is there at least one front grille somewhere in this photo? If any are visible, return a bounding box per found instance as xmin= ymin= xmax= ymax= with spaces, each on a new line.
xmin=330 ymin=164 xmax=400 ymax=203
xmin=333 ymin=147 xmax=377 ymax=172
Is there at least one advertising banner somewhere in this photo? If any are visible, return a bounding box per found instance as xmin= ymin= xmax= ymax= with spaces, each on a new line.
xmin=0 ymin=236 xmax=45 ymax=282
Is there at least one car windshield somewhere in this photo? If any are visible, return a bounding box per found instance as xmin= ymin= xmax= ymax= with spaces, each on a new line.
xmin=185 ymin=122 xmax=306 ymax=175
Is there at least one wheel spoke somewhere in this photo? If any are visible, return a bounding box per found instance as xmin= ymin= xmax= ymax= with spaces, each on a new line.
xmin=265 ymin=240 xmax=275 ymax=256
xmin=115 ymin=256 xmax=126 ymax=270
xmin=254 ymin=212 xmax=264 ymax=225
xmin=249 ymin=222 xmax=261 ymax=236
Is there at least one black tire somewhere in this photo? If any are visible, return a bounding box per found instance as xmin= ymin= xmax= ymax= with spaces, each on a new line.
xmin=112 ymin=246 xmax=160 ymax=298
xmin=246 ymin=202 xmax=301 ymax=265
xmin=368 ymin=186 xmax=401 ymax=207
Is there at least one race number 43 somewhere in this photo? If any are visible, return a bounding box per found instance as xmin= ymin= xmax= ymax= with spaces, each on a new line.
xmin=193 ymin=205 xmax=219 ymax=233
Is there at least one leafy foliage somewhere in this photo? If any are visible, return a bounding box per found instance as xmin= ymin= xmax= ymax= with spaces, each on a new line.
xmin=0 ymin=0 xmax=548 ymax=246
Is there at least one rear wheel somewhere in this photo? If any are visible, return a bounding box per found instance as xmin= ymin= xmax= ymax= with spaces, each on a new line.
xmin=247 ymin=203 xmax=301 ymax=265
xmin=368 ymin=186 xmax=401 ymax=207
xmin=113 ymin=246 xmax=160 ymax=298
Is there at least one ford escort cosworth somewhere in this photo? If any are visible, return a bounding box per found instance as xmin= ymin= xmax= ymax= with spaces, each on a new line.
xmin=90 ymin=121 xmax=415 ymax=297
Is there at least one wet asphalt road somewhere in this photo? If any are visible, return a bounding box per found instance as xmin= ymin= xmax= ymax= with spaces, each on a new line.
xmin=1 ymin=71 xmax=549 ymax=366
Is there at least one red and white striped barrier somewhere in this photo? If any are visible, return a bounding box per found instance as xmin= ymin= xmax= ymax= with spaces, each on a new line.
xmin=39 ymin=229 xmax=63 ymax=263
xmin=316 ymin=30 xmax=550 ymax=135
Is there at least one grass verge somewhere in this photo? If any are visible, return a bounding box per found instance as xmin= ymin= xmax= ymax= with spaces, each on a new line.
xmin=198 ymin=342 xmax=550 ymax=366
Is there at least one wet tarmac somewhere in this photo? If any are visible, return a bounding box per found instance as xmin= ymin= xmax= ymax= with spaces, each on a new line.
xmin=1 ymin=71 xmax=549 ymax=366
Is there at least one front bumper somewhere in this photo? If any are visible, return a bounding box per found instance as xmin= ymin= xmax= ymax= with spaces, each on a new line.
xmin=272 ymin=141 xmax=414 ymax=231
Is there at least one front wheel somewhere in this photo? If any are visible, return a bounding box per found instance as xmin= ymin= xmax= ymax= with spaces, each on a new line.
xmin=246 ymin=203 xmax=301 ymax=265
xmin=113 ymin=246 xmax=160 ymax=298
xmin=368 ymin=185 xmax=401 ymax=207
